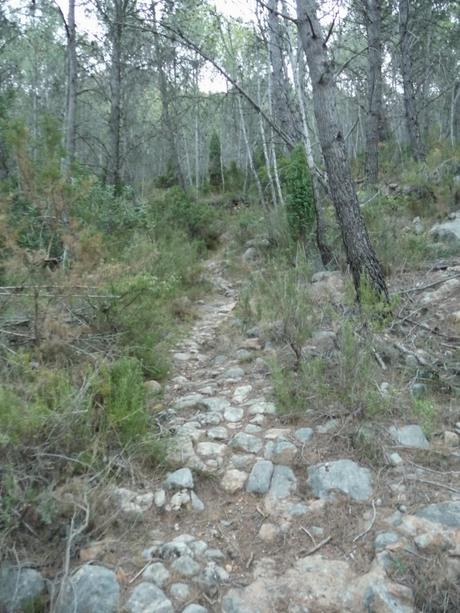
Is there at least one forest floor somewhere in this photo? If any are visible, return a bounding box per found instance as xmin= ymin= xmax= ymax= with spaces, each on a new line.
xmin=3 ymin=234 xmax=460 ymax=612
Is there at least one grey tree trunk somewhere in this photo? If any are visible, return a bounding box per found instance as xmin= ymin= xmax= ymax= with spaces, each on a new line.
xmin=267 ymin=0 xmax=292 ymax=148
xmin=399 ymin=0 xmax=425 ymax=162
xmin=296 ymin=0 xmax=388 ymax=300
xmin=364 ymin=0 xmax=384 ymax=185
xmin=64 ymin=0 xmax=77 ymax=172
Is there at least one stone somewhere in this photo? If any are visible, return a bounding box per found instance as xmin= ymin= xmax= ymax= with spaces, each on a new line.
xmin=201 ymin=397 xmax=230 ymax=412
xmin=264 ymin=440 xmax=297 ymax=464
xmin=55 ymin=565 xmax=120 ymax=613
xmin=224 ymin=407 xmax=244 ymax=423
xmin=244 ymin=424 xmax=262 ymax=434
xmin=316 ymin=419 xmax=340 ymax=433
xmin=231 ymin=454 xmax=255 ymax=469
xmin=169 ymin=583 xmax=190 ymax=602
xmin=444 ymin=431 xmax=459 ymax=447
xmin=154 ymin=489 xmax=166 ymax=508
xmin=197 ymin=413 xmax=222 ymax=426
xmin=248 ymin=401 xmax=276 ymax=416
xmin=416 ymin=501 xmax=460 ymax=528
xmin=221 ymin=469 xmax=248 ymax=493
xmin=165 ymin=468 xmax=194 ymax=490
xmin=243 ymin=247 xmax=258 ymax=262
xmin=189 ymin=540 xmax=208 ymax=556
xmin=0 ymin=566 xmax=46 ymax=612
xmin=196 ymin=442 xmax=226 ymax=457
xmin=205 ymin=549 xmax=225 ymax=560
xmin=143 ymin=563 xmax=170 ymax=587
xmin=171 ymin=556 xmax=201 ymax=578
xmin=374 ymin=532 xmax=400 ymax=552
xmin=233 ymin=385 xmax=252 ymax=403
xmin=183 ymin=606 xmax=208 ymax=613
xmin=287 ymin=502 xmax=308 ymax=517
xmin=236 ymin=348 xmax=252 ymax=362
xmin=112 ymin=487 xmax=153 ymax=517
xmin=194 ymin=562 xmax=229 ymax=595
xmin=410 ymin=382 xmax=428 ymax=398
xmin=264 ymin=428 xmax=290 ymax=440
xmin=389 ymin=425 xmax=429 ymax=449
xmin=160 ymin=542 xmax=194 ymax=560
xmin=307 ymin=459 xmax=373 ymax=501
xmin=294 ymin=428 xmax=314 ymax=444
xmin=414 ymin=532 xmax=452 ymax=553
xmin=268 ymin=465 xmax=297 ymax=499
xmin=430 ymin=213 xmax=460 ymax=242
xmin=230 ymin=432 xmax=262 ymax=454
xmin=388 ymin=452 xmax=403 ymax=466
xmin=225 ymin=367 xmax=245 ymax=380
xmin=254 ymin=357 xmax=269 ymax=374
xmin=191 ymin=491 xmax=205 ymax=512
xmin=126 ymin=582 xmax=173 ymax=613
xmin=207 ymin=426 xmax=228 ymax=440
xmin=170 ymin=491 xmax=190 ymax=511
xmin=258 ymin=523 xmax=280 ymax=542
xmin=174 ymin=394 xmax=205 ymax=410
xmin=145 ymin=380 xmax=162 ymax=397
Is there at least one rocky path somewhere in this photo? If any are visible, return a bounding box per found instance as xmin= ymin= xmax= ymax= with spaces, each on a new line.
xmin=4 ymin=256 xmax=460 ymax=612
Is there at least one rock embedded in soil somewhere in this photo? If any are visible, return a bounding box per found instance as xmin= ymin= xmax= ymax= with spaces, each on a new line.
xmin=230 ymin=432 xmax=263 ymax=454
xmin=165 ymin=467 xmax=194 ymax=490
xmin=294 ymin=427 xmax=314 ymax=443
xmin=196 ymin=442 xmax=226 ymax=457
xmin=374 ymin=531 xmax=401 ymax=552
xmin=248 ymin=400 xmax=276 ymax=416
xmin=171 ymin=556 xmax=201 ymax=578
xmin=415 ymin=501 xmax=460 ymax=528
xmin=169 ymin=582 xmax=190 ymax=602
xmin=307 ymin=459 xmax=373 ymax=501
xmin=112 ymin=487 xmax=154 ymax=517
xmin=389 ymin=424 xmax=429 ymax=449
xmin=221 ymin=469 xmax=248 ymax=493
xmin=55 ymin=565 xmax=120 ymax=613
xmin=0 ymin=566 xmax=46 ymax=612
xmin=126 ymin=582 xmax=173 ymax=613
xmin=224 ymin=406 xmax=244 ymax=422
xmin=183 ymin=605 xmax=209 ymax=613
xmin=142 ymin=562 xmax=170 ymax=587
xmin=190 ymin=491 xmax=205 ymax=512
xmin=224 ymin=367 xmax=245 ymax=380
xmin=267 ymin=465 xmax=297 ymax=499
xmin=207 ymin=426 xmax=228 ymax=440
xmin=264 ymin=439 xmax=297 ymax=464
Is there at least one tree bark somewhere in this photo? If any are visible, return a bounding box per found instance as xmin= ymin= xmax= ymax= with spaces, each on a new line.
xmin=296 ymin=0 xmax=388 ymax=300
xmin=63 ymin=0 xmax=77 ymax=173
xmin=364 ymin=0 xmax=384 ymax=185
xmin=399 ymin=0 xmax=425 ymax=162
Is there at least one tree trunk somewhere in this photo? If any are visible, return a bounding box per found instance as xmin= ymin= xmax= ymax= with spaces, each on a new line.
xmin=364 ymin=0 xmax=384 ymax=185
xmin=296 ymin=0 xmax=388 ymax=300
xmin=63 ymin=0 xmax=77 ymax=173
xmin=399 ymin=0 xmax=425 ymax=162
xmin=107 ymin=2 xmax=125 ymax=192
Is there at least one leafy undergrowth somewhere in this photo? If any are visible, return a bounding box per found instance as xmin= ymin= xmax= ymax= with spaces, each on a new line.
xmin=0 ymin=134 xmax=227 ymax=557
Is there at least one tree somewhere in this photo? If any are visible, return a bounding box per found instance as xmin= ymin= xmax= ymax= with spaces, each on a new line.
xmin=63 ymin=0 xmax=77 ymax=172
xmin=208 ymin=130 xmax=223 ymax=190
xmin=296 ymin=0 xmax=388 ymax=300
xmin=398 ymin=0 xmax=425 ymax=162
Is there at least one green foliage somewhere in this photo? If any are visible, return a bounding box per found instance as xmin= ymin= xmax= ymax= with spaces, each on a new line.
xmin=280 ymin=145 xmax=315 ymax=243
xmin=208 ymin=131 xmax=222 ymax=191
xmin=412 ymin=398 xmax=438 ymax=437
xmin=101 ymin=357 xmax=147 ymax=444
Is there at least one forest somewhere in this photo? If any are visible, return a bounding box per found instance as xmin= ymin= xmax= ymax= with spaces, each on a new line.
xmin=0 ymin=0 xmax=459 ymax=612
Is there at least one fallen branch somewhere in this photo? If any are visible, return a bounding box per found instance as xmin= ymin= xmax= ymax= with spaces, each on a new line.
xmin=353 ymin=500 xmax=377 ymax=543
xmin=301 ymin=535 xmax=332 ymax=556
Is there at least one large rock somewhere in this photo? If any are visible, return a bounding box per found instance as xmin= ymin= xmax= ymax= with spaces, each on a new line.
xmin=264 ymin=440 xmax=297 ymax=464
xmin=389 ymin=425 xmax=429 ymax=449
xmin=416 ymin=501 xmax=460 ymax=528
xmin=430 ymin=212 xmax=460 ymax=242
xmin=126 ymin=582 xmax=173 ymax=613
xmin=307 ymin=459 xmax=373 ymax=501
xmin=221 ymin=469 xmax=248 ymax=493
xmin=230 ymin=433 xmax=263 ymax=454
xmin=267 ymin=465 xmax=297 ymax=499
xmin=0 ymin=566 xmax=46 ymax=612
xmin=164 ymin=468 xmax=194 ymax=490
xmin=55 ymin=565 xmax=120 ymax=613
xmin=246 ymin=460 xmax=274 ymax=495
xmin=112 ymin=487 xmax=154 ymax=517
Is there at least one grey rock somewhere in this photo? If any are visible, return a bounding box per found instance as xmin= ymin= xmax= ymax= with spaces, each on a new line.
xmin=410 ymin=383 xmax=428 ymax=399
xmin=191 ymin=491 xmax=205 ymax=512
xmin=233 ymin=385 xmax=252 ymax=402
xmin=230 ymin=433 xmax=262 ymax=454
xmin=389 ymin=425 xmax=429 ymax=449
xmin=55 ymin=565 xmax=120 ymax=613
xmin=225 ymin=367 xmax=245 ymax=380
xmin=221 ymin=469 xmax=248 ymax=493
xmin=169 ymin=583 xmax=190 ymax=602
xmin=231 ymin=454 xmax=255 ymax=469
xmin=143 ymin=563 xmax=170 ymax=587
xmin=171 ymin=556 xmax=201 ymax=578
xmin=194 ymin=562 xmax=229 ymax=596
xmin=165 ymin=468 xmax=194 ymax=490
xmin=207 ymin=426 xmax=228 ymax=440
xmin=236 ymin=349 xmax=252 ymax=362
xmin=224 ymin=407 xmax=244 ymax=423
xmin=374 ymin=532 xmax=400 ymax=552
xmin=294 ymin=428 xmax=314 ymax=444
xmin=189 ymin=540 xmax=208 ymax=556
xmin=416 ymin=501 xmax=460 ymax=528
xmin=244 ymin=424 xmax=262 ymax=434
xmin=430 ymin=214 xmax=460 ymax=242
xmin=126 ymin=582 xmax=173 ymax=613
xmin=248 ymin=401 xmax=276 ymax=416
xmin=170 ymin=490 xmax=190 ymax=510
xmin=174 ymin=394 xmax=205 ymax=410
xmin=172 ymin=534 xmax=196 ymax=544
xmin=154 ymin=489 xmax=166 ymax=508
xmin=183 ymin=606 xmax=208 ymax=613
xmin=222 ymin=590 xmax=256 ymax=613
xmin=196 ymin=442 xmax=226 ymax=457
xmin=308 ymin=459 xmax=373 ymax=501
xmin=268 ymin=465 xmax=297 ymax=499
xmin=243 ymin=247 xmax=258 ymax=262
xmin=0 ymin=566 xmax=46 ymax=612
xmin=201 ymin=397 xmax=230 ymax=412
xmin=197 ymin=413 xmax=222 ymax=426
xmin=388 ymin=452 xmax=403 ymax=466
xmin=316 ymin=419 xmax=340 ymax=434
xmin=205 ymin=549 xmax=225 ymax=560
xmin=160 ymin=542 xmax=193 ymax=560
xmin=264 ymin=440 xmax=297 ymax=464
xmin=287 ymin=502 xmax=309 ymax=516
xmin=112 ymin=487 xmax=153 ymax=517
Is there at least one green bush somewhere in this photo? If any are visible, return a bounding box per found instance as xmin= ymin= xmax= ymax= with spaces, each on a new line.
xmin=280 ymin=145 xmax=315 ymax=243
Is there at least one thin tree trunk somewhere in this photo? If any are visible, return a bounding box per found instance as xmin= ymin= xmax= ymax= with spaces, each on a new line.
xmin=64 ymin=0 xmax=77 ymax=172
xmin=107 ymin=7 xmax=123 ymax=192
xmin=238 ymin=96 xmax=266 ymax=209
xmin=364 ymin=0 xmax=383 ymax=185
xmin=257 ymin=77 xmax=278 ymax=207
xmin=399 ymin=0 xmax=425 ymax=162
xmin=296 ymin=0 xmax=388 ymax=300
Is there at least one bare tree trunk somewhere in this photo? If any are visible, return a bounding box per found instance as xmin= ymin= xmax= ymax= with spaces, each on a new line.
xmin=63 ymin=0 xmax=77 ymax=173
xmin=107 ymin=4 xmax=123 ymax=192
xmin=399 ymin=0 xmax=425 ymax=162
xmin=364 ymin=0 xmax=384 ymax=185
xmin=257 ymin=77 xmax=278 ymax=207
xmin=296 ymin=0 xmax=388 ymax=300
xmin=238 ymin=96 xmax=266 ymax=209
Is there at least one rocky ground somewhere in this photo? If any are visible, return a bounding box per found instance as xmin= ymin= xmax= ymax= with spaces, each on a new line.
xmin=2 ymin=244 xmax=460 ymax=612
